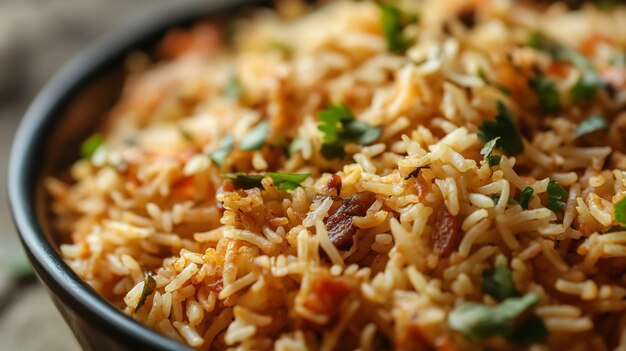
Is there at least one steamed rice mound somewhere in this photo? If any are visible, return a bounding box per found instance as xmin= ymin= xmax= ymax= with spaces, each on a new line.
xmin=47 ymin=0 xmax=626 ymax=350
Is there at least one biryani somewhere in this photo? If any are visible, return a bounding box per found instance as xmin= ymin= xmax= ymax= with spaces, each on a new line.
xmin=46 ymin=0 xmax=626 ymax=350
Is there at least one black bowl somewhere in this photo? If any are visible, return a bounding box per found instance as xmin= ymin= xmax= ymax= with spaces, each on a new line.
xmin=7 ymin=1 xmax=266 ymax=350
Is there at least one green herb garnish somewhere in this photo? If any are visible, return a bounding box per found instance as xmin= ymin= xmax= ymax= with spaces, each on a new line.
xmin=240 ymin=121 xmax=270 ymax=151
xmin=317 ymin=104 xmax=382 ymax=159
xmin=482 ymin=266 xmax=518 ymax=302
xmin=81 ymin=134 xmax=104 ymax=159
xmin=615 ymin=196 xmax=626 ymax=226
xmin=529 ymin=75 xmax=560 ymax=113
xmin=528 ymin=32 xmax=608 ymax=103
xmin=491 ymin=194 xmax=519 ymax=206
xmin=510 ymin=315 xmax=548 ymax=345
xmin=225 ymin=172 xmax=310 ymax=191
xmin=380 ymin=4 xmax=411 ymax=53
xmin=546 ymin=179 xmax=568 ymax=212
xmin=571 ymin=71 xmax=605 ymax=103
xmin=478 ymin=102 xmax=524 ymax=155
xmin=448 ymin=294 xmax=541 ymax=342
xmin=575 ymin=115 xmax=609 ymax=138
xmin=136 ymin=272 xmax=156 ymax=312
xmin=491 ymin=187 xmax=534 ymax=209
xmin=209 ymin=134 xmax=235 ymax=166
xmin=480 ymin=137 xmax=502 ymax=167
xmin=224 ymin=75 xmax=243 ymax=101
xmin=519 ymin=187 xmax=534 ymax=210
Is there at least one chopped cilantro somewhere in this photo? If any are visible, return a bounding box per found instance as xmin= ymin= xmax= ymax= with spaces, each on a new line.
xmin=81 ymin=133 xmax=104 ymax=159
xmin=519 ymin=187 xmax=534 ymax=210
xmin=225 ymin=172 xmax=310 ymax=191
xmin=510 ymin=315 xmax=548 ymax=345
xmin=380 ymin=4 xmax=411 ymax=53
xmin=491 ymin=187 xmax=534 ymax=209
xmin=546 ymin=179 xmax=568 ymax=212
xmin=224 ymin=75 xmax=243 ymax=101
xmin=268 ymin=173 xmax=311 ymax=190
xmin=571 ymin=71 xmax=604 ymax=103
xmin=136 ymin=272 xmax=156 ymax=311
xmin=491 ymin=194 xmax=519 ymax=206
xmin=575 ymin=115 xmax=609 ymax=138
xmin=478 ymin=102 xmax=524 ymax=155
xmin=448 ymin=293 xmax=541 ymax=342
xmin=482 ymin=266 xmax=518 ymax=302
xmin=529 ymin=75 xmax=560 ymax=113
xmin=528 ymin=32 xmax=609 ymax=103
xmin=615 ymin=196 xmax=626 ymax=226
xmin=209 ymin=134 xmax=235 ymax=166
xmin=480 ymin=137 xmax=502 ymax=167
xmin=317 ymin=104 xmax=382 ymax=159
xmin=240 ymin=121 xmax=270 ymax=151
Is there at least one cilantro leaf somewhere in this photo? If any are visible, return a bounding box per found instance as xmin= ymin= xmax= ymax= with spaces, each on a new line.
xmin=575 ymin=115 xmax=609 ymax=138
xmin=448 ymin=294 xmax=540 ymax=342
xmin=317 ymin=104 xmax=382 ymax=159
xmin=571 ymin=71 xmax=604 ymax=103
xmin=225 ymin=172 xmax=310 ymax=191
xmin=519 ymin=187 xmax=534 ymax=210
xmin=224 ymin=75 xmax=243 ymax=101
xmin=268 ymin=173 xmax=311 ymax=191
xmin=529 ymin=75 xmax=560 ymax=113
xmin=380 ymin=4 xmax=411 ymax=53
xmin=480 ymin=137 xmax=501 ymax=167
xmin=209 ymin=134 xmax=235 ymax=166
xmin=482 ymin=266 xmax=518 ymax=302
xmin=136 ymin=272 xmax=156 ymax=312
xmin=491 ymin=194 xmax=519 ymax=206
xmin=344 ymin=120 xmax=383 ymax=146
xmin=528 ymin=32 xmax=608 ymax=103
xmin=615 ymin=196 xmax=626 ymax=226
xmin=546 ymin=179 xmax=568 ymax=212
xmin=81 ymin=133 xmax=104 ymax=159
xmin=528 ymin=33 xmax=592 ymax=70
xmin=240 ymin=121 xmax=270 ymax=151
xmin=478 ymin=102 xmax=524 ymax=155
xmin=510 ymin=315 xmax=548 ymax=345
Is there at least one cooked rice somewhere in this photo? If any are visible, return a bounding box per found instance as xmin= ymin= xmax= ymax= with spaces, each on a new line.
xmin=48 ymin=0 xmax=626 ymax=349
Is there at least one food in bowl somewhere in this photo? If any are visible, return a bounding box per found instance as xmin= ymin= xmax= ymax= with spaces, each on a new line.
xmin=46 ymin=0 xmax=626 ymax=349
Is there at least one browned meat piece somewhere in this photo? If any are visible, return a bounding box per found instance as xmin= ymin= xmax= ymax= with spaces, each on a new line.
xmin=430 ymin=205 xmax=460 ymax=257
xmin=324 ymin=192 xmax=376 ymax=249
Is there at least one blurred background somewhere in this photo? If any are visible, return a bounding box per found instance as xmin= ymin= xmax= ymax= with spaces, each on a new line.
xmin=0 ymin=0 xmax=165 ymax=349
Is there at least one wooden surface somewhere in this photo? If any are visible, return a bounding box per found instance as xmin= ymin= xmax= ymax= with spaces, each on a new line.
xmin=0 ymin=1 xmax=161 ymax=349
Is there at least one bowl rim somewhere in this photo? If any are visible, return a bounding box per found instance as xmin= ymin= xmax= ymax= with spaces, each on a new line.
xmin=7 ymin=0 xmax=263 ymax=349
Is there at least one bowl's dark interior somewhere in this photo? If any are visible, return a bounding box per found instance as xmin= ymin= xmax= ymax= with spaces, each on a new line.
xmin=9 ymin=1 xmax=270 ymax=350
